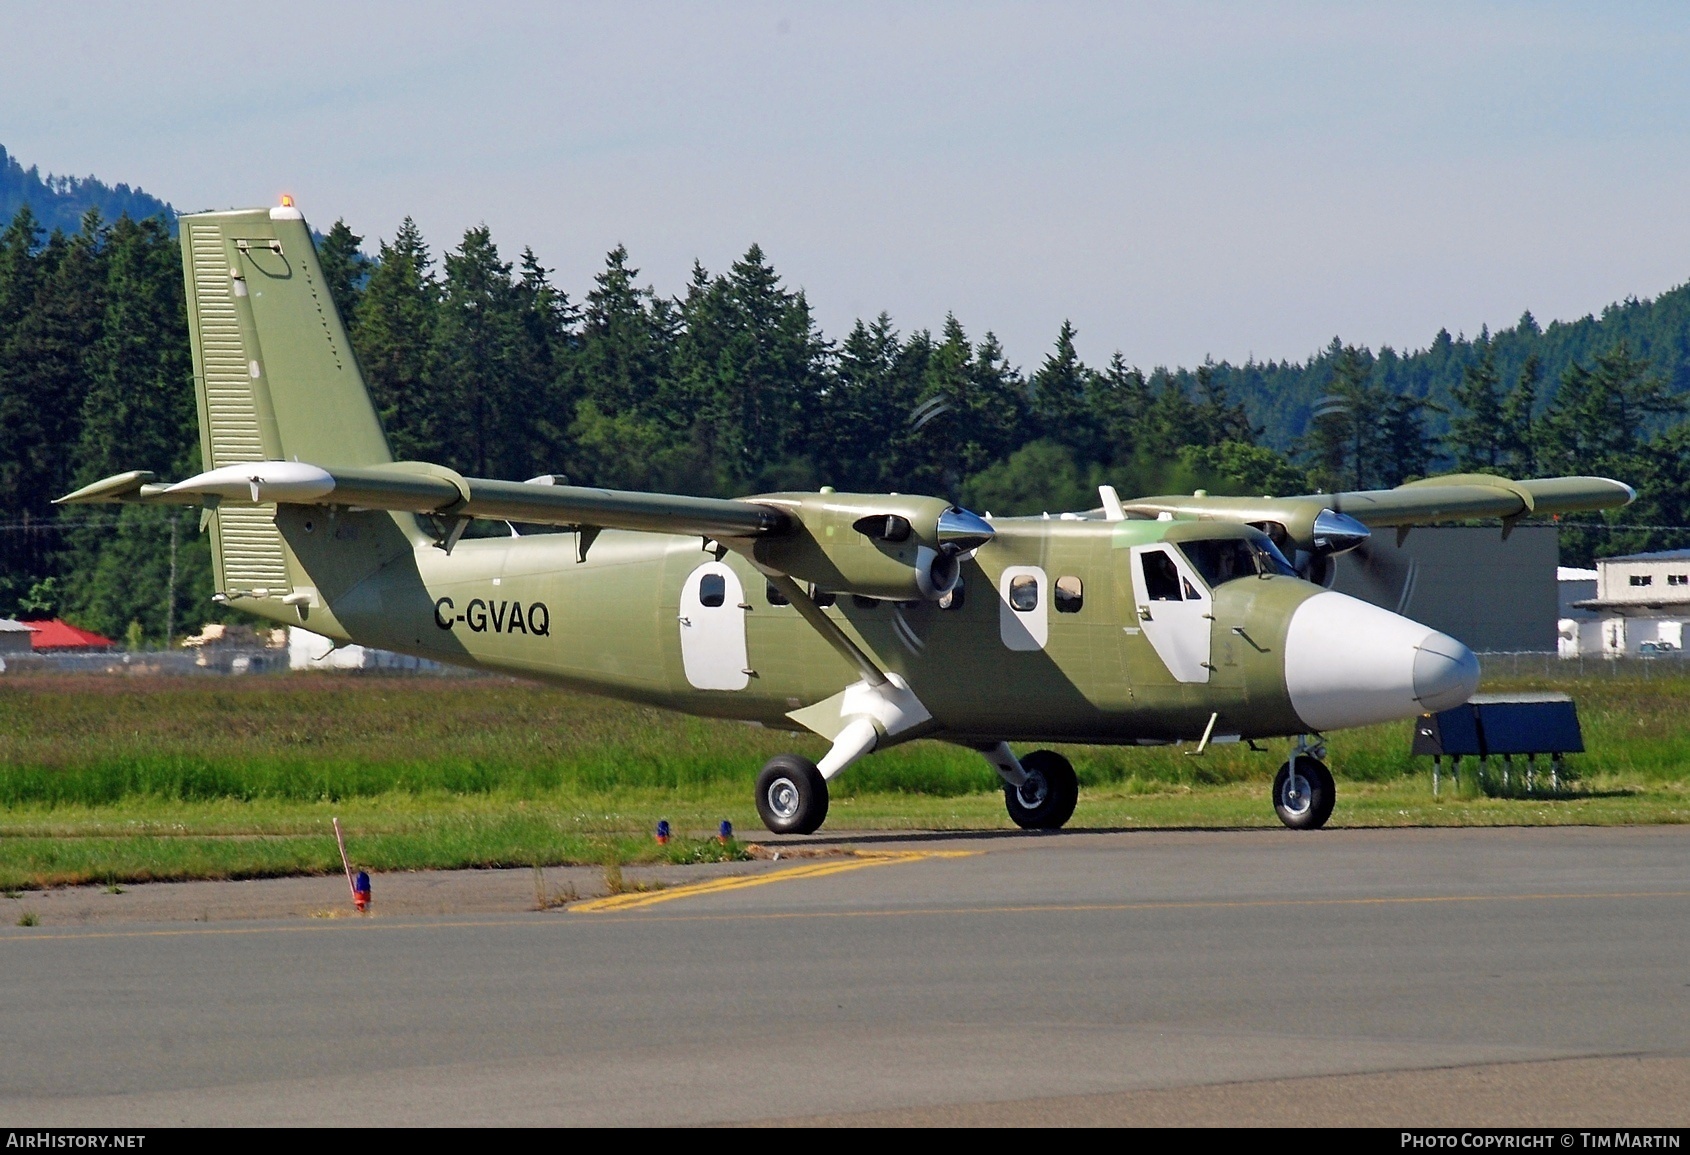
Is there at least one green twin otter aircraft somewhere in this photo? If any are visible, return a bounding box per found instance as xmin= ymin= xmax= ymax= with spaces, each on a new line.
xmin=60 ymin=204 xmax=1635 ymax=835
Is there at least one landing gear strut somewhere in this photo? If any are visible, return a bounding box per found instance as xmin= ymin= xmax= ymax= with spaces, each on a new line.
xmin=755 ymin=754 xmax=829 ymax=835
xmin=1001 ymin=749 xmax=1079 ymax=830
xmin=1273 ymin=737 xmax=1334 ymax=830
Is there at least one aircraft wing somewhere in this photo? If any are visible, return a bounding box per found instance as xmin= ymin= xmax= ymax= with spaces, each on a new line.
xmin=56 ymin=460 xmax=792 ymax=540
xmin=1120 ymin=472 xmax=1633 ymax=541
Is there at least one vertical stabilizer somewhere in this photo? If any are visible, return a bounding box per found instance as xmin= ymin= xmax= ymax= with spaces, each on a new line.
xmin=180 ymin=204 xmax=394 ymax=598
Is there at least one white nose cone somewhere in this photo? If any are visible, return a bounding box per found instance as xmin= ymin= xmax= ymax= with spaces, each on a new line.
xmin=1284 ymin=591 xmax=1480 ymax=731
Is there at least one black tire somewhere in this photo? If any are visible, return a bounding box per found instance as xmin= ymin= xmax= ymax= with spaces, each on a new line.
xmin=755 ymin=754 xmax=829 ymax=835
xmin=1003 ymin=749 xmax=1079 ymax=830
xmin=1273 ymin=756 xmax=1335 ymax=830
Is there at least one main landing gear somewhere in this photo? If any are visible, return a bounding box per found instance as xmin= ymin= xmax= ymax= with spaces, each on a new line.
xmin=755 ymin=754 xmax=829 ymax=835
xmin=1273 ymin=736 xmax=1335 ymax=830
xmin=754 ymin=742 xmax=1083 ymax=835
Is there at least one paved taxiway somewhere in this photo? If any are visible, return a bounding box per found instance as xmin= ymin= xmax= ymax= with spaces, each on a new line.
xmin=0 ymin=825 xmax=1686 ymax=1126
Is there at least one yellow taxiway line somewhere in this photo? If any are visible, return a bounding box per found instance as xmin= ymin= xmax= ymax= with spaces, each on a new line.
xmin=0 ymin=887 xmax=1685 ymax=942
xmin=571 ymin=850 xmax=976 ymax=913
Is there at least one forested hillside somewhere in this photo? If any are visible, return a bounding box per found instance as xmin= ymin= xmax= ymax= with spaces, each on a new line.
xmin=0 ymin=146 xmax=174 ymax=238
xmin=1 ymin=199 xmax=1687 ymax=643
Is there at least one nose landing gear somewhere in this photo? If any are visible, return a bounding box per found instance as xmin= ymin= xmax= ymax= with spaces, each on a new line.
xmin=1273 ymin=737 xmax=1334 ymax=830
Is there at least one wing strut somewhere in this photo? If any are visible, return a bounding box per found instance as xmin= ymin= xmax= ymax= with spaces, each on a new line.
xmin=762 ymin=572 xmax=888 ymax=688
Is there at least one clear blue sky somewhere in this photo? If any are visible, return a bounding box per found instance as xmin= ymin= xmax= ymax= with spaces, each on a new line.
xmin=6 ymin=2 xmax=1689 ymax=370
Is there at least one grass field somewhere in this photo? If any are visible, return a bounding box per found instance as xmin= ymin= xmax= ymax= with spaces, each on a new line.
xmin=0 ymin=668 xmax=1686 ymax=889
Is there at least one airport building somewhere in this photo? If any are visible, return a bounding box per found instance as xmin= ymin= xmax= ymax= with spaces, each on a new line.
xmin=1558 ymin=549 xmax=1690 ymax=657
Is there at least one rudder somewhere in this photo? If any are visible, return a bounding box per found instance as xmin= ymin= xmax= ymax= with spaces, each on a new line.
xmin=180 ymin=203 xmax=393 ymax=600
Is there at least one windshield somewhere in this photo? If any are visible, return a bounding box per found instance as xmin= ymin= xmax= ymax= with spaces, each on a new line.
xmin=1179 ymin=537 xmax=1296 ymax=588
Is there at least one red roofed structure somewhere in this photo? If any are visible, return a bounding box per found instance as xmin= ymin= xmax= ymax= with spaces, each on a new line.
xmin=26 ymin=619 xmax=114 ymax=651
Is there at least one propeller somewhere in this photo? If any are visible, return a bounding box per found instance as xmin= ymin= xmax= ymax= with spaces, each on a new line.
xmin=1341 ymin=536 xmax=1421 ymax=616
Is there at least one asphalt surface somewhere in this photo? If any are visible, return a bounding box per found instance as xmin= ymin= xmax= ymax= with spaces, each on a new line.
xmin=0 ymin=825 xmax=1686 ymax=1126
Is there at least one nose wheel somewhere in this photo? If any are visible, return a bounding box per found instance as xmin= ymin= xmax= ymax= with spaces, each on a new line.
xmin=1003 ymin=750 xmax=1079 ymax=830
xmin=1273 ymin=755 xmax=1334 ymax=829
xmin=756 ymin=754 xmax=829 ymax=835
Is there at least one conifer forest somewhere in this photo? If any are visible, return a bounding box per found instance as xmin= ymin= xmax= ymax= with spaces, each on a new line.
xmin=2 ymin=199 xmax=1689 ymax=643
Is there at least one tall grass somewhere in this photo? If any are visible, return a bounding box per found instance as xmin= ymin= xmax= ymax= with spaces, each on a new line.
xmin=1 ymin=669 xmax=1687 ymax=810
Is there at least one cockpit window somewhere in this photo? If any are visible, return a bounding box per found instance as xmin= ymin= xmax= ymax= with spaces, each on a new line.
xmin=1140 ymin=551 xmax=1183 ymax=601
xmin=1180 ymin=537 xmax=1296 ymax=588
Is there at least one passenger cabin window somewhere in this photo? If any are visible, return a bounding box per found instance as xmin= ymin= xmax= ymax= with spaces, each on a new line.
xmin=1055 ymin=575 xmax=1083 ymax=613
xmin=700 ymin=573 xmax=726 ymax=607
xmin=766 ymin=581 xmax=790 ymax=606
xmin=1141 ymin=551 xmax=1184 ymax=601
xmin=811 ymin=586 xmax=837 ymax=608
xmin=1631 ymin=575 xmax=1653 ymax=587
xmin=1009 ymin=574 xmax=1040 ymax=612
xmin=852 ymin=595 xmax=879 ymax=609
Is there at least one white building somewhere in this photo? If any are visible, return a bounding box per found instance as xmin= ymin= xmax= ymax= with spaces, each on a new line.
xmin=1559 ymin=549 xmax=1690 ymax=657
xmin=288 ymin=627 xmax=441 ymax=672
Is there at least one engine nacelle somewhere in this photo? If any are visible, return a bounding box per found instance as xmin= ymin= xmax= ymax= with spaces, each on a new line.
xmin=1251 ymin=507 xmax=1369 ymax=586
xmin=749 ymin=492 xmax=993 ymax=602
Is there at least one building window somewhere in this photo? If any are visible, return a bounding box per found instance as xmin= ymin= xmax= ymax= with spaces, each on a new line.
xmin=1055 ymin=576 xmax=1083 ymax=613
xmin=1671 ymin=575 xmax=1688 ymax=587
xmin=1630 ymin=574 xmax=1653 ymax=587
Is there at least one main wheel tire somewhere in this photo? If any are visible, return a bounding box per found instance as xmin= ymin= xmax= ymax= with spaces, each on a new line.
xmin=1003 ymin=749 xmax=1079 ymax=830
xmin=756 ymin=754 xmax=829 ymax=835
xmin=1273 ymin=756 xmax=1335 ymax=830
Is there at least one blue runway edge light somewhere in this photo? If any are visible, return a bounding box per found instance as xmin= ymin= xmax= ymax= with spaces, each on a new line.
xmin=656 ymin=820 xmax=671 ymax=845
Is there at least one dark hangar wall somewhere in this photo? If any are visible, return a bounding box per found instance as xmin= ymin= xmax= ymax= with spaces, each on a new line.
xmin=1331 ymin=525 xmax=1558 ymax=653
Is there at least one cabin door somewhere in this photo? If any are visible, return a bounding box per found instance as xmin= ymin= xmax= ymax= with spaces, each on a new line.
xmin=678 ymin=562 xmax=750 ymax=691
xmin=1127 ymin=545 xmax=1212 ymax=684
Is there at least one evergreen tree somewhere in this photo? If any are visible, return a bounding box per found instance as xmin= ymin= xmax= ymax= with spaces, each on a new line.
xmin=1377 ymin=392 xmax=1442 ymax=485
xmin=1449 ymin=350 xmax=1506 ymax=471
xmin=60 ymin=214 xmax=202 ymax=643
xmin=1537 ymin=342 xmax=1681 ymax=476
xmin=674 ymin=246 xmax=825 ymax=491
xmin=570 ymin=244 xmax=666 ymax=419
xmin=1191 ymin=360 xmax=1257 ymax=446
xmin=353 ymin=218 xmax=439 ymax=461
xmin=434 ymin=224 xmax=550 ymax=480
xmin=808 ymin=313 xmax=918 ymax=492
xmin=1299 ymin=341 xmax=1372 ymax=490
xmin=315 ymin=219 xmax=367 ymax=334
xmin=1499 ymin=354 xmax=1541 ymax=476
xmin=1030 ymin=320 xmax=1092 ymax=456
xmin=0 ymin=208 xmax=100 ymax=588
xmin=1087 ymin=353 xmax=1153 ymax=462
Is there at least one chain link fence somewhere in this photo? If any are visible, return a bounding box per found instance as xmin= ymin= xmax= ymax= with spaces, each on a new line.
xmin=1476 ymin=650 xmax=1690 ymax=681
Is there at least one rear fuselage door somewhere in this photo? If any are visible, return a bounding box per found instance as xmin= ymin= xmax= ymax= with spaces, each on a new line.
xmin=678 ymin=561 xmax=750 ymax=690
xmin=1128 ymin=544 xmax=1212 ymax=683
